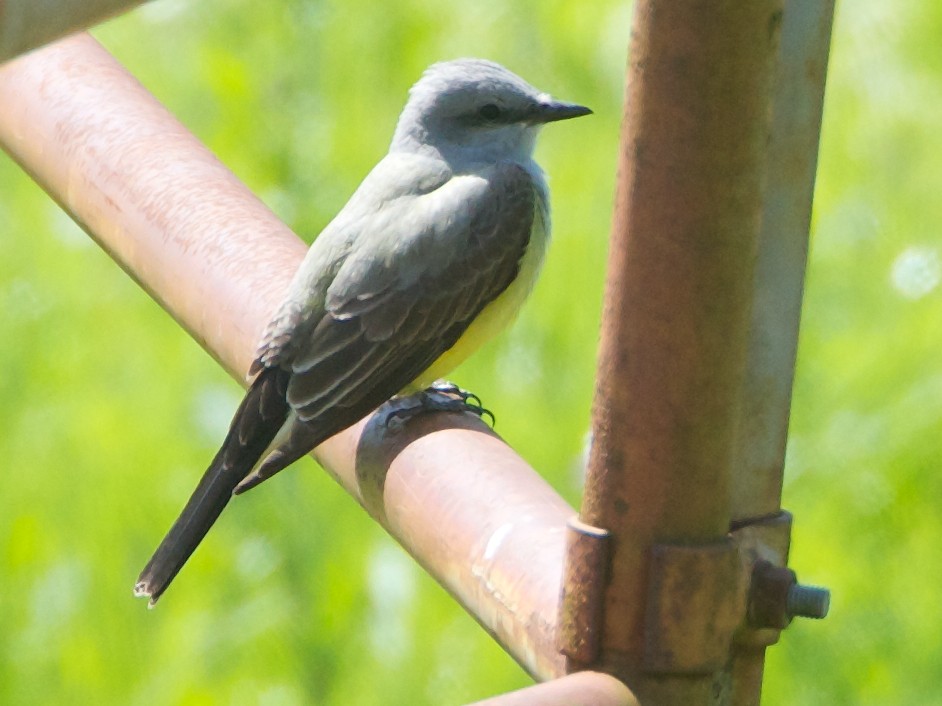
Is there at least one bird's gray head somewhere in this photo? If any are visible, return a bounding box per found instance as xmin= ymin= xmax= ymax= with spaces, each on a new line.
xmin=390 ymin=59 xmax=591 ymax=164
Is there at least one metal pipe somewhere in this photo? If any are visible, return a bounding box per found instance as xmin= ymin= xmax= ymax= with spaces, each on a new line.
xmin=467 ymin=672 xmax=639 ymax=706
xmin=728 ymin=5 xmax=834 ymax=702
xmin=0 ymin=33 xmax=305 ymax=381
xmin=323 ymin=408 xmax=573 ymax=680
xmin=579 ymin=0 xmax=784 ymax=700
xmin=0 ymin=34 xmax=571 ymax=680
xmin=729 ymin=0 xmax=835 ymax=522
xmin=0 ymin=0 xmax=147 ymax=64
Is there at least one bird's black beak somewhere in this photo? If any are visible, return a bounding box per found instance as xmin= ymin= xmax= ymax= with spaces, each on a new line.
xmin=535 ymin=99 xmax=593 ymax=124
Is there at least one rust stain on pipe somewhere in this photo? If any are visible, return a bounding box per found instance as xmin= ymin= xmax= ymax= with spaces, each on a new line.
xmin=0 ymin=34 xmax=571 ymax=680
xmin=558 ymin=517 xmax=611 ymax=665
xmin=642 ymin=541 xmax=747 ymax=674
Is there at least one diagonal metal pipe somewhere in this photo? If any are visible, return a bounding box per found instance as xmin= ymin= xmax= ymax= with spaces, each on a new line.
xmin=0 ymin=33 xmax=573 ymax=681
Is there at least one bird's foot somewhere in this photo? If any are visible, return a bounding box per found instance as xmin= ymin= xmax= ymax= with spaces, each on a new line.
xmin=383 ymin=380 xmax=495 ymax=430
xmin=424 ymin=380 xmax=495 ymax=425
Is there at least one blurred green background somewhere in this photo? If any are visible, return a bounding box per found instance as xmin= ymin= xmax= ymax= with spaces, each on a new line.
xmin=1 ymin=0 xmax=940 ymax=703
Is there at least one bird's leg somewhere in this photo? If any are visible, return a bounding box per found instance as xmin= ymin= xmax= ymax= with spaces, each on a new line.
xmin=383 ymin=380 xmax=495 ymax=429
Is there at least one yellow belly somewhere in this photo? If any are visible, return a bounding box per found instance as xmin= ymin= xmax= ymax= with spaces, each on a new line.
xmin=407 ymin=210 xmax=548 ymax=390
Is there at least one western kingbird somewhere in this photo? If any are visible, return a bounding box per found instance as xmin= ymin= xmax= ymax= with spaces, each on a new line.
xmin=135 ymin=58 xmax=590 ymax=604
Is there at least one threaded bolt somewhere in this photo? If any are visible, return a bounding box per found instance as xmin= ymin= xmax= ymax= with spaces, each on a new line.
xmin=786 ymin=583 xmax=830 ymax=619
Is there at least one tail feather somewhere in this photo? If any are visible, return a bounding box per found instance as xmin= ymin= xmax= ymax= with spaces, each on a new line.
xmin=233 ymin=422 xmax=325 ymax=495
xmin=134 ymin=367 xmax=290 ymax=605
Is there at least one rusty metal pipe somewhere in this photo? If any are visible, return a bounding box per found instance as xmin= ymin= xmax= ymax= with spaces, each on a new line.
xmin=322 ymin=408 xmax=574 ymax=680
xmin=467 ymin=672 xmax=639 ymax=706
xmin=728 ymin=4 xmax=834 ymax=703
xmin=0 ymin=0 xmax=147 ymax=63
xmin=0 ymin=33 xmax=305 ymax=380
xmin=0 ymin=34 xmax=571 ymax=680
xmin=579 ymin=0 xmax=784 ymax=700
xmin=730 ymin=0 xmax=835 ymax=522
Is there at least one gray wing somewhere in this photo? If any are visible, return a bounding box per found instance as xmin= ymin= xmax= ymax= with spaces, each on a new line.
xmin=237 ymin=161 xmax=537 ymax=490
xmin=291 ymin=160 xmax=536 ymax=420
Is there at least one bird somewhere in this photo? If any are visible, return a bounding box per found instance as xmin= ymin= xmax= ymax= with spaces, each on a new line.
xmin=134 ymin=58 xmax=591 ymax=605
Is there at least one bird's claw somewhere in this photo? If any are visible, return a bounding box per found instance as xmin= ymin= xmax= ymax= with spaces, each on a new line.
xmin=428 ymin=380 xmax=486 ymax=410
xmin=427 ymin=380 xmax=495 ymax=426
xmin=383 ymin=381 xmax=495 ymax=429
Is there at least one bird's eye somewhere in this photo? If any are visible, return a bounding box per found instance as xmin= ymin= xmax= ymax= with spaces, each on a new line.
xmin=478 ymin=103 xmax=501 ymax=121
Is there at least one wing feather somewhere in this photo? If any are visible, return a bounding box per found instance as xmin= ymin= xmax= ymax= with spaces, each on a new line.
xmin=284 ymin=162 xmax=537 ymax=429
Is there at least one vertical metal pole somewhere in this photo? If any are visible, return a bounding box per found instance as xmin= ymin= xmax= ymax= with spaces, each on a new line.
xmin=730 ymin=0 xmax=836 ymax=523
xmin=579 ymin=1 xmax=784 ymax=702
xmin=729 ymin=4 xmax=834 ymax=703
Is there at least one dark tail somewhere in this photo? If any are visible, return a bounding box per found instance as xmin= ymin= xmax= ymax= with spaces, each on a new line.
xmin=134 ymin=367 xmax=290 ymax=605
